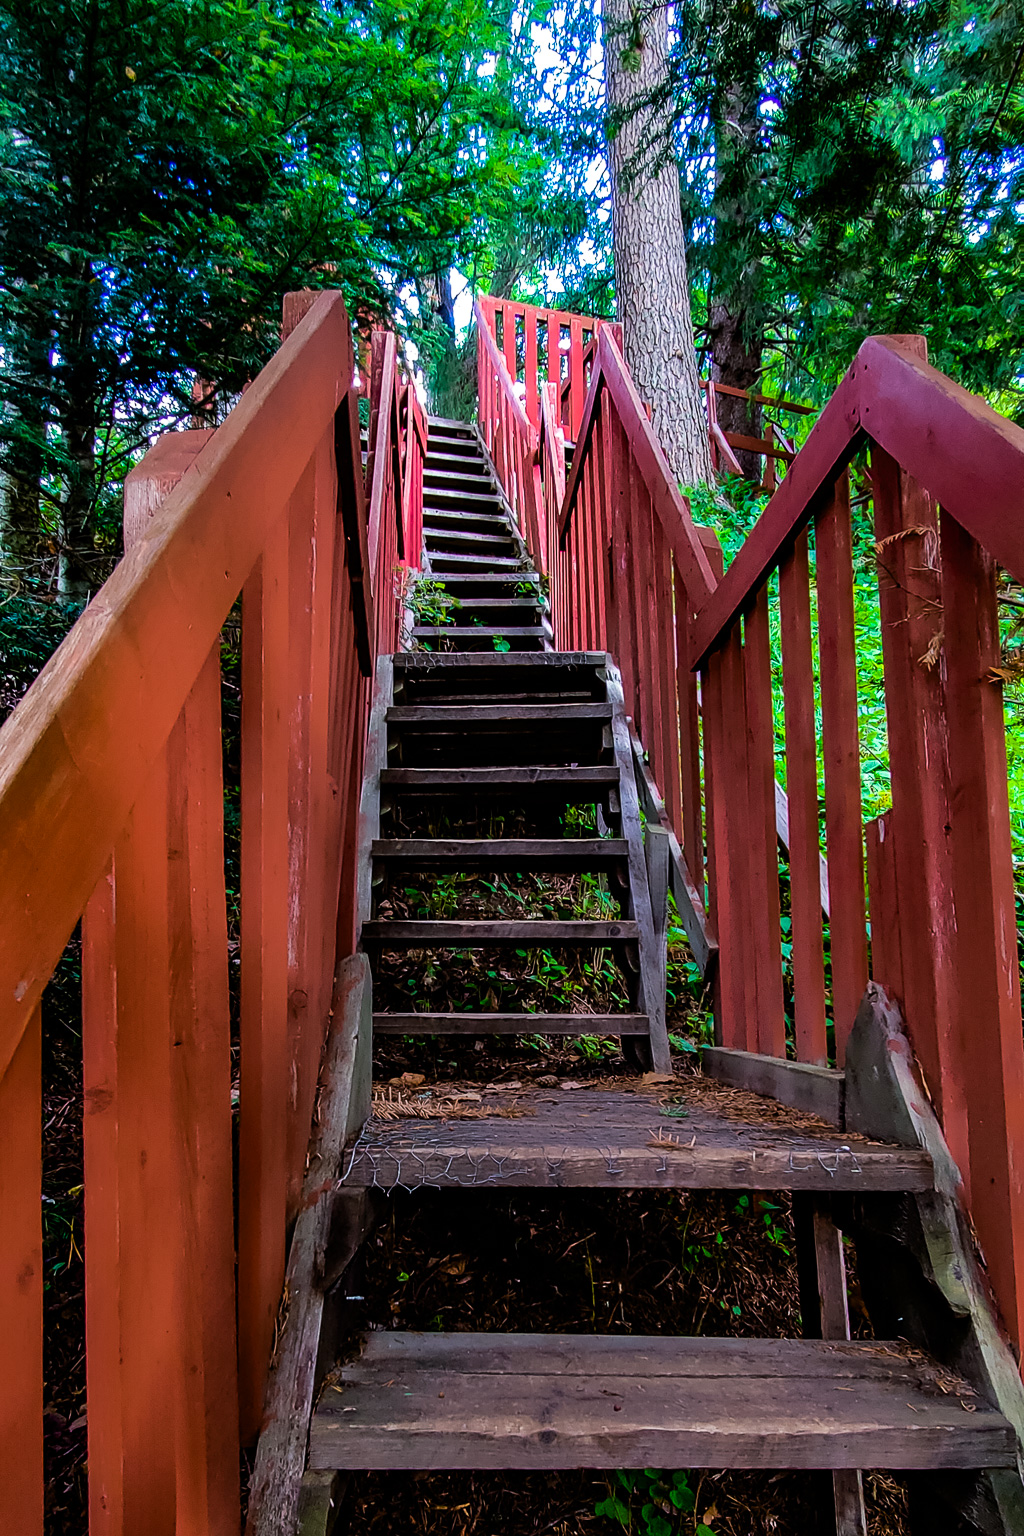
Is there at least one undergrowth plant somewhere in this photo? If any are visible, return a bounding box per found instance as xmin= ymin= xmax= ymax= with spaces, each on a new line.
xmin=596 ymin=1468 xmax=718 ymax=1536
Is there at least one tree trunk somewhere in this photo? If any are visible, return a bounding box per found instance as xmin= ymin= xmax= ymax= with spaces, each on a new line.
xmin=710 ymin=80 xmax=763 ymax=481
xmin=603 ymin=0 xmax=713 ymax=487
xmin=709 ymin=302 xmax=762 ymax=481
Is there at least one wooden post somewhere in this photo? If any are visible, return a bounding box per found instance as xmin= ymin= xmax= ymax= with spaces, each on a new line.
xmin=940 ymin=511 xmax=1024 ymax=1351
xmin=0 ymin=1002 xmax=43 ymax=1536
xmin=815 ymin=472 xmax=868 ymax=1059
xmin=238 ymin=511 xmax=292 ymax=1441
xmin=743 ymin=586 xmax=786 ymax=1057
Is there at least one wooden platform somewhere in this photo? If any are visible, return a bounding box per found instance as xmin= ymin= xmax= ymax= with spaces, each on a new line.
xmin=342 ymin=1082 xmax=933 ymax=1191
xmin=310 ymin=1333 xmax=1013 ymax=1471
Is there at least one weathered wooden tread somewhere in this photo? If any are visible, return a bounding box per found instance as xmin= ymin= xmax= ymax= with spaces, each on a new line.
xmin=362 ymin=919 xmax=638 ymax=944
xmin=371 ymin=1012 xmax=649 ymax=1034
xmin=371 ymin=837 xmax=628 ymax=867
xmin=432 ymin=598 xmax=541 ymax=611
xmin=387 ymin=703 xmax=612 ymax=724
xmin=310 ymin=1333 xmax=1011 ymax=1471
xmin=422 ymin=572 xmax=541 ymax=587
xmin=394 ymin=649 xmax=597 ymax=666
xmin=428 ymin=552 xmax=525 ymax=568
xmin=380 ymin=766 xmax=618 ymax=789
xmin=423 ymin=528 xmax=511 ymax=548
xmin=424 ymin=488 xmax=504 ymax=509
xmin=421 ymin=510 xmax=509 ymax=532
xmin=411 ymin=626 xmax=544 ymax=640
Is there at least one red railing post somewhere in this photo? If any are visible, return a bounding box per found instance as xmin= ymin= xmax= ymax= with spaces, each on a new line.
xmin=0 ymin=1002 xmax=42 ymax=1536
xmin=940 ymin=511 xmax=1024 ymax=1349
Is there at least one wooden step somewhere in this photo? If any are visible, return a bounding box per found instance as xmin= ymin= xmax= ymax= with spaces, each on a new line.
xmin=380 ymin=766 xmax=618 ymax=797
xmin=428 ymin=552 xmax=525 ymax=571
xmin=411 ymin=626 xmax=543 ymax=642
xmin=424 ymin=490 xmax=505 ymax=515
xmin=371 ymin=837 xmax=627 ymax=868
xmin=387 ymin=703 xmax=612 ymax=726
xmin=437 ymin=597 xmax=542 ymax=611
xmin=361 ymin=919 xmax=638 ymax=945
xmin=421 ymin=509 xmax=509 ymax=534
xmin=424 ymin=467 xmax=493 ymax=489
xmin=423 ymin=528 xmax=514 ymax=550
xmin=425 ymin=449 xmax=487 ymax=471
xmin=342 ymin=1084 xmax=935 ymax=1192
xmin=310 ymin=1333 xmax=1012 ymax=1472
xmin=372 ymin=1011 xmax=648 ymax=1033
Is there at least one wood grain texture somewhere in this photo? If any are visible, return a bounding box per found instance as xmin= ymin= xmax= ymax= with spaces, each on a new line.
xmin=310 ymin=1333 xmax=1010 ymax=1471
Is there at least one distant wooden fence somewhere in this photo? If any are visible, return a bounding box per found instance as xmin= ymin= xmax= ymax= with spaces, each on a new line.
xmin=0 ymin=291 xmax=422 ymax=1534
xmin=484 ymin=312 xmax=1024 ymax=1361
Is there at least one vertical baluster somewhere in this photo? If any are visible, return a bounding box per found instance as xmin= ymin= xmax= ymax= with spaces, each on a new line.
xmin=940 ymin=511 xmax=1024 ymax=1349
xmin=0 ymin=1003 xmax=42 ymax=1536
xmin=165 ymin=653 xmax=241 ymax=1529
xmin=502 ymin=302 xmax=516 ymax=383
xmin=584 ymin=442 xmax=602 ymax=647
xmin=815 ymin=472 xmax=868 ymax=1061
xmin=871 ymin=441 xmax=964 ymax=1164
xmin=865 ymin=812 xmax=902 ymax=1005
xmin=547 ymin=314 xmax=559 ymax=386
xmin=702 ymin=628 xmax=755 ymax=1047
xmin=570 ymin=317 xmax=584 ymax=439
xmin=287 ymin=437 xmax=338 ymax=1208
xmin=675 ymin=566 xmax=701 ymax=873
xmin=743 ymin=587 xmax=786 ymax=1056
xmin=238 ymin=512 xmax=291 ymax=1440
xmin=779 ymin=530 xmax=828 ymax=1064
xmin=650 ymin=518 xmax=680 ymax=832
xmin=593 ymin=398 xmax=613 ymax=655
xmin=525 ymin=310 xmax=539 ymax=426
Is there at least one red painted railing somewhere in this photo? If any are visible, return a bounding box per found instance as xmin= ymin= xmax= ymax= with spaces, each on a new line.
xmin=475 ymin=298 xmax=546 ymax=572
xmin=0 ymin=291 xmax=421 ymax=1534
xmin=476 ymin=295 xmax=620 ymax=440
xmin=547 ymin=325 xmax=1024 ymax=1355
xmin=704 ymin=379 xmax=812 ymax=490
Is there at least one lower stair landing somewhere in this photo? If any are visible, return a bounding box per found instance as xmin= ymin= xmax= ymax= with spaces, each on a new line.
xmin=311 ymin=1332 xmax=1013 ymax=1472
xmin=342 ymin=1074 xmax=933 ymax=1192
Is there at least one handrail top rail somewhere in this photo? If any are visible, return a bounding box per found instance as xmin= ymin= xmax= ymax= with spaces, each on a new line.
xmin=560 ymin=326 xmax=717 ymax=609
xmin=689 ymin=333 xmax=1024 ymax=666
xmin=0 ymin=289 xmax=353 ymax=1083
xmin=474 ymin=296 xmax=534 ymax=437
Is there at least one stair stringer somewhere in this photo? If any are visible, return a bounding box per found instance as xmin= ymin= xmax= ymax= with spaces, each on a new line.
xmin=844 ymin=983 xmax=1024 ymax=1535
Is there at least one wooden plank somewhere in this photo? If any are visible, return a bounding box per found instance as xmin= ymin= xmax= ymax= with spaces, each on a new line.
xmin=357 ymin=656 xmax=393 ymax=934
xmin=246 ymin=956 xmax=372 ymax=1536
xmin=372 ymin=1012 xmax=649 ymax=1034
xmin=940 ymin=512 xmax=1024 ymax=1352
xmin=344 ymin=1139 xmax=930 ymax=1194
xmin=165 ymin=653 xmax=241 ymax=1527
xmin=815 ymin=473 xmax=867 ymax=1058
xmin=386 ymin=703 xmax=612 ymax=725
xmin=310 ymin=1333 xmax=1010 ymax=1471
xmin=238 ymin=515 xmax=292 ymax=1443
xmin=779 ymin=530 xmax=829 ymax=1064
xmin=0 ymin=290 xmax=352 ymax=1085
xmin=361 ymin=920 xmax=639 ymax=944
xmin=0 ymin=1003 xmax=42 ymax=1536
xmin=865 ymin=813 xmax=903 ymax=1005
xmin=700 ymin=1048 xmax=844 ymax=1128
xmin=381 ymin=766 xmax=617 ymax=790
xmin=742 ymin=587 xmax=785 ymax=1056
xmin=371 ymin=838 xmax=628 ymax=867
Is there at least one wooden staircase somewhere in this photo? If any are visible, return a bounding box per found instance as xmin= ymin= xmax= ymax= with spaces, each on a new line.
xmin=293 ymin=416 xmax=1023 ymax=1536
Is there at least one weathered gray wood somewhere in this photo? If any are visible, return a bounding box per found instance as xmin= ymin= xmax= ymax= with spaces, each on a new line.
xmin=372 ymin=837 xmax=627 ymax=868
xmin=394 ymin=647 xmax=595 ymax=665
xmin=380 ymin=767 xmax=617 ymax=799
xmin=344 ymin=1140 xmax=932 ymax=1193
xmin=629 ymin=727 xmax=718 ymax=979
xmin=423 ymin=526 xmax=509 ymax=547
xmin=386 ymin=702 xmax=612 ymax=724
xmin=844 ymin=985 xmax=1024 ymax=1535
xmin=701 ymin=1047 xmax=845 ymax=1128
xmin=411 ymin=627 xmax=543 ymax=639
xmin=605 ymin=667 xmax=671 ymax=1073
xmin=296 ymin=1471 xmax=346 ymax=1536
xmin=357 ymin=657 xmax=392 ymax=935
xmin=362 ymin=919 xmax=639 ymax=944
xmin=309 ymin=1332 xmax=1013 ymax=1472
xmin=245 ymin=956 xmax=373 ymax=1536
xmin=372 ymin=1011 xmax=648 ymax=1034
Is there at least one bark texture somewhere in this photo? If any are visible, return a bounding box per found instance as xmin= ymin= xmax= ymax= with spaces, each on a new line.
xmin=709 ymin=301 xmax=762 ymax=480
xmin=710 ymin=81 xmax=763 ymax=480
xmin=603 ymin=0 xmax=713 ymax=487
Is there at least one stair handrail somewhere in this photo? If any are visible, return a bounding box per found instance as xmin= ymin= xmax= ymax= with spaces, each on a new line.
xmin=0 ymin=290 xmax=422 ymax=1534
xmin=538 ymin=379 xmax=566 ymax=587
xmin=559 ymin=322 xmax=1024 ymax=1363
